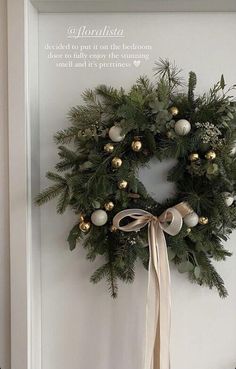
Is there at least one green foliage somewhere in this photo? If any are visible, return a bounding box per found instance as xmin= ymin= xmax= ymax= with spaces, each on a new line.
xmin=188 ymin=71 xmax=197 ymax=108
xmin=36 ymin=59 xmax=236 ymax=298
xmin=154 ymin=58 xmax=183 ymax=92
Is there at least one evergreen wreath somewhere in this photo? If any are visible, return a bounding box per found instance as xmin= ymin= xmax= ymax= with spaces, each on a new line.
xmin=36 ymin=59 xmax=236 ymax=298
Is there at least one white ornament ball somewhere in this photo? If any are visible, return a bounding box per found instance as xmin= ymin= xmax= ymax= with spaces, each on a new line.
xmin=174 ymin=119 xmax=191 ymax=136
xmin=91 ymin=209 xmax=108 ymax=226
xmin=222 ymin=192 xmax=234 ymax=207
xmin=108 ymin=126 xmax=125 ymax=142
xmin=184 ymin=212 xmax=199 ymax=228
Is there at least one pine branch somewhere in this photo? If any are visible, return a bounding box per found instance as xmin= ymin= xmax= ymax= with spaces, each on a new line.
xmin=56 ymin=186 xmax=70 ymax=213
xmin=82 ymin=89 xmax=102 ymax=111
xmin=67 ymin=223 xmax=81 ymax=251
xmin=196 ymin=252 xmax=228 ymax=298
xmin=54 ymin=127 xmax=78 ymax=144
xmin=58 ymin=146 xmax=78 ymax=161
xmin=90 ymin=261 xmax=118 ymax=298
xmin=90 ymin=263 xmax=110 ymax=283
xmin=107 ymin=260 xmax=118 ymax=298
xmin=35 ymin=183 xmax=66 ymax=206
xmin=46 ymin=171 xmax=67 ymax=182
xmin=132 ymin=75 xmax=154 ymax=95
xmin=154 ymin=58 xmax=183 ymax=91
xmin=95 ymin=84 xmax=124 ymax=107
xmin=55 ymin=159 xmax=76 ymax=172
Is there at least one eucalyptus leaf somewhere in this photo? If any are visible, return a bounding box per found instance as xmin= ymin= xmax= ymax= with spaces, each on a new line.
xmin=178 ymin=261 xmax=194 ymax=274
xmin=168 ymin=248 xmax=176 ymax=261
xmin=194 ymin=266 xmax=201 ymax=279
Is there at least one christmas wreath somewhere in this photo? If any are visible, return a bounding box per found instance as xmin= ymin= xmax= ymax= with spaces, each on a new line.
xmin=36 ymin=59 xmax=236 ymax=298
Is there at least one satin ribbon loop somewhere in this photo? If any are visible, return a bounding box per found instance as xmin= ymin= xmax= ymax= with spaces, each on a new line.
xmin=112 ymin=202 xmax=192 ymax=369
xmin=113 ymin=208 xmax=153 ymax=232
xmin=113 ymin=206 xmax=183 ymax=237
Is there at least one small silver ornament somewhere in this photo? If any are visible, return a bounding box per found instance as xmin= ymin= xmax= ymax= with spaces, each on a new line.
xmin=184 ymin=212 xmax=199 ymax=227
xmin=91 ymin=209 xmax=108 ymax=226
xmin=222 ymin=192 xmax=234 ymax=207
xmin=108 ymin=126 xmax=125 ymax=142
xmin=174 ymin=119 xmax=191 ymax=136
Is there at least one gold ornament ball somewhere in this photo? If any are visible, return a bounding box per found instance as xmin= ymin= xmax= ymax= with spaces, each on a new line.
xmin=79 ymin=221 xmax=91 ymax=233
xmin=170 ymin=106 xmax=179 ymax=116
xmin=112 ymin=157 xmax=122 ymax=168
xmin=186 ymin=228 xmax=192 ymax=234
xmin=205 ymin=150 xmax=216 ymax=161
xmin=118 ymin=180 xmax=128 ymax=189
xmin=110 ymin=225 xmax=118 ymax=232
xmin=131 ymin=140 xmax=142 ymax=152
xmin=104 ymin=201 xmax=115 ymax=211
xmin=79 ymin=213 xmax=85 ymax=223
xmin=199 ymin=216 xmax=209 ymax=225
xmin=188 ymin=153 xmax=199 ymax=162
xmin=104 ymin=143 xmax=114 ymax=153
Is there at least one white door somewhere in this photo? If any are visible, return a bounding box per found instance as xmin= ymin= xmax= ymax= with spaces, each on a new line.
xmin=9 ymin=7 xmax=236 ymax=369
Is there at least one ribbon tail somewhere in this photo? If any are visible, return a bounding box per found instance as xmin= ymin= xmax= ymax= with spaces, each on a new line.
xmin=144 ymin=223 xmax=160 ymax=369
xmin=154 ymin=229 xmax=171 ymax=369
xmin=144 ymin=223 xmax=171 ymax=369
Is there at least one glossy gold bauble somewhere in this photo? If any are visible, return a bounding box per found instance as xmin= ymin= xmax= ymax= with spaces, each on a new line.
xmin=111 ymin=157 xmax=122 ymax=168
xmin=104 ymin=143 xmax=114 ymax=153
xmin=131 ymin=140 xmax=142 ymax=152
xmin=198 ymin=216 xmax=209 ymax=225
xmin=79 ymin=221 xmax=91 ymax=232
xmin=110 ymin=225 xmax=118 ymax=232
xmin=188 ymin=153 xmax=199 ymax=162
xmin=104 ymin=201 xmax=114 ymax=211
xmin=205 ymin=150 xmax=216 ymax=161
xmin=169 ymin=106 xmax=179 ymax=116
xmin=118 ymin=180 xmax=128 ymax=189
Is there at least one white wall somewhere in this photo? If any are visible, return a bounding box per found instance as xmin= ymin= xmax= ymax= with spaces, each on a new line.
xmin=38 ymin=12 xmax=236 ymax=369
xmin=0 ymin=0 xmax=11 ymax=368
xmin=2 ymin=8 xmax=236 ymax=369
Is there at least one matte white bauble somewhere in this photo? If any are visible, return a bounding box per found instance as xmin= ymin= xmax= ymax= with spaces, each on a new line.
xmin=222 ymin=192 xmax=234 ymax=207
xmin=184 ymin=212 xmax=199 ymax=227
xmin=91 ymin=209 xmax=108 ymax=226
xmin=174 ymin=119 xmax=191 ymax=136
xmin=108 ymin=126 xmax=125 ymax=142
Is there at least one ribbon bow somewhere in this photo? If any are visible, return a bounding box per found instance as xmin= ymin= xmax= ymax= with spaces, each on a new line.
xmin=113 ymin=202 xmax=192 ymax=369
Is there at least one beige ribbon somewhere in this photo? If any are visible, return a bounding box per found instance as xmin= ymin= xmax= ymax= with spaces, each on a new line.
xmin=113 ymin=202 xmax=192 ymax=369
